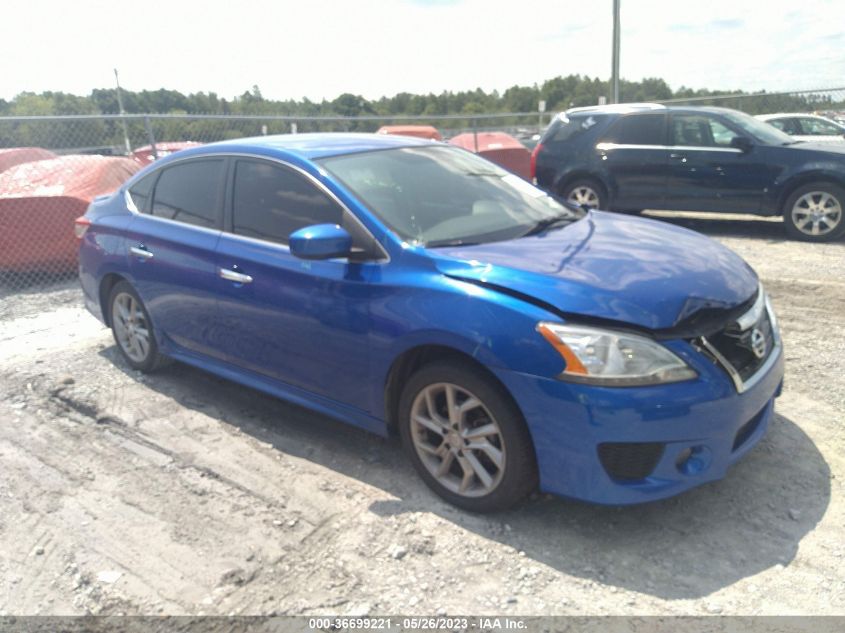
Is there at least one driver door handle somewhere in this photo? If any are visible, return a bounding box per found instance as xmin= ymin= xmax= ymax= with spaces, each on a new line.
xmin=218 ymin=267 xmax=253 ymax=284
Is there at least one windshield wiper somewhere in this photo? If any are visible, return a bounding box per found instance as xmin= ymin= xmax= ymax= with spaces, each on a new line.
xmin=425 ymin=238 xmax=483 ymax=248
xmin=522 ymin=212 xmax=578 ymax=237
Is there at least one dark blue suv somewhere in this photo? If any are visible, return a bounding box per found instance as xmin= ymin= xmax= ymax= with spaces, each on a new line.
xmin=532 ymin=104 xmax=845 ymax=241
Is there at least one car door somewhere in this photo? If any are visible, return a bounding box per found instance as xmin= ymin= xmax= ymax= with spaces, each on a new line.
xmin=214 ymin=157 xmax=382 ymax=412
xmin=124 ymin=157 xmax=227 ymax=358
xmin=664 ymin=112 xmax=773 ymax=213
xmin=594 ymin=112 xmax=669 ymax=210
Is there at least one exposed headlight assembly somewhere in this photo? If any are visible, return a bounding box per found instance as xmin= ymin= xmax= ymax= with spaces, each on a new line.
xmin=537 ymin=322 xmax=698 ymax=386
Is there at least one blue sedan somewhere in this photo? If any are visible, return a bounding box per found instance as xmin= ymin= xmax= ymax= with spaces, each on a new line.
xmin=77 ymin=134 xmax=784 ymax=512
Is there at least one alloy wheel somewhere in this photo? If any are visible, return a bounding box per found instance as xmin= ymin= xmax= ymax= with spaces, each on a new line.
xmin=567 ymin=185 xmax=600 ymax=209
xmin=111 ymin=292 xmax=151 ymax=363
xmin=791 ymin=191 xmax=842 ymax=237
xmin=409 ymin=382 xmax=506 ymax=498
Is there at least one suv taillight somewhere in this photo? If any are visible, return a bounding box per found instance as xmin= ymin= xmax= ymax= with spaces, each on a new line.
xmin=530 ymin=142 xmax=543 ymax=183
xmin=74 ymin=216 xmax=91 ymax=239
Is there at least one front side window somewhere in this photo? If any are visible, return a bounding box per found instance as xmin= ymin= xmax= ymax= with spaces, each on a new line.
xmin=798 ymin=117 xmax=843 ymax=136
xmin=151 ymin=159 xmax=223 ymax=228
xmin=320 ymin=146 xmax=583 ymax=247
xmin=671 ymin=114 xmax=740 ymax=148
xmin=601 ymin=113 xmax=666 ymax=145
xmin=231 ymin=160 xmax=344 ymax=245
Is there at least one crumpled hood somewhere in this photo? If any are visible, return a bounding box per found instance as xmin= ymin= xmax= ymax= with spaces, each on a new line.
xmin=431 ymin=211 xmax=758 ymax=331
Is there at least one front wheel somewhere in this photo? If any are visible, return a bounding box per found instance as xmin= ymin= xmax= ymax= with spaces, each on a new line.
xmin=783 ymin=182 xmax=845 ymax=242
xmin=398 ymin=361 xmax=538 ymax=513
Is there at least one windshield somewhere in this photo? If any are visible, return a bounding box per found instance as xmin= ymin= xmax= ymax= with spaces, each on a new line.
xmin=319 ymin=146 xmax=583 ymax=247
xmin=721 ymin=110 xmax=796 ymax=145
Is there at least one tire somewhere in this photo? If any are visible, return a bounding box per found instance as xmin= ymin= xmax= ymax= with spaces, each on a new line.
xmin=561 ymin=178 xmax=605 ymax=210
xmin=108 ymin=280 xmax=168 ymax=372
xmin=398 ymin=360 xmax=538 ymax=513
xmin=782 ymin=182 xmax=845 ymax=242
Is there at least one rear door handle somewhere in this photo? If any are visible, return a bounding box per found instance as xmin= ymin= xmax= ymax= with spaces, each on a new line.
xmin=669 ymin=153 xmax=685 ymax=159
xmin=129 ymin=245 xmax=154 ymax=259
xmin=218 ymin=267 xmax=253 ymax=284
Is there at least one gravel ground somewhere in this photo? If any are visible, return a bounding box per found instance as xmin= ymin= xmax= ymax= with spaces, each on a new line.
xmin=0 ymin=213 xmax=843 ymax=616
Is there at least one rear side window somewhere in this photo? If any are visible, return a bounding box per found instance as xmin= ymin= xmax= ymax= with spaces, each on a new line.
xmin=601 ymin=113 xmax=666 ymax=145
xmin=231 ymin=160 xmax=344 ymax=245
xmin=151 ymin=159 xmax=223 ymax=228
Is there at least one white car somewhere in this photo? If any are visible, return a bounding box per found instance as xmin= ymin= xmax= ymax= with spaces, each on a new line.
xmin=756 ymin=113 xmax=845 ymax=143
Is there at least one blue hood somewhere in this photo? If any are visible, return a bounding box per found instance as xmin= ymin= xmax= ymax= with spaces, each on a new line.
xmin=430 ymin=211 xmax=758 ymax=331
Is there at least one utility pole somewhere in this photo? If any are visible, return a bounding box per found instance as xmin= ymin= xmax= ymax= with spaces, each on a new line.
xmin=114 ymin=68 xmax=132 ymax=154
xmin=611 ymin=0 xmax=621 ymax=104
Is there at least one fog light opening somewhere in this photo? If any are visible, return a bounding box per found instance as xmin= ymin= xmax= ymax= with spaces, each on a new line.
xmin=676 ymin=446 xmax=710 ymax=476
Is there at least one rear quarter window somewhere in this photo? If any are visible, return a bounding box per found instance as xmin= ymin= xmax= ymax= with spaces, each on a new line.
xmin=543 ymin=115 xmax=601 ymax=145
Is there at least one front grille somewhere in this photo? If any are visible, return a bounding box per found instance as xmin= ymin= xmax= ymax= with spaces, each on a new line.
xmin=708 ymin=309 xmax=775 ymax=382
xmin=598 ymin=442 xmax=665 ymax=481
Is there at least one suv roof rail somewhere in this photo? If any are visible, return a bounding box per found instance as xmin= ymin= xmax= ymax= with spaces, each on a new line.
xmin=564 ymin=102 xmax=666 ymax=115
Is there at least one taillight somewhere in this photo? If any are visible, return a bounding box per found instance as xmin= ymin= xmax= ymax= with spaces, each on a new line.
xmin=74 ymin=216 xmax=91 ymax=239
xmin=530 ymin=142 xmax=543 ymax=183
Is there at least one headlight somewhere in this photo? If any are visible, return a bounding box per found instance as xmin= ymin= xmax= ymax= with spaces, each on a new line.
xmin=536 ymin=322 xmax=698 ymax=386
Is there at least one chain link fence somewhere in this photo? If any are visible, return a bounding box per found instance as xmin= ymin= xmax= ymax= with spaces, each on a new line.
xmin=2 ymin=87 xmax=844 ymax=295
xmin=657 ymin=86 xmax=845 ymax=120
xmin=0 ymin=111 xmax=550 ymax=294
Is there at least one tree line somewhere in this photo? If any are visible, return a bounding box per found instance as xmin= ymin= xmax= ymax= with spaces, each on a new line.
xmin=0 ymin=75 xmax=840 ymax=152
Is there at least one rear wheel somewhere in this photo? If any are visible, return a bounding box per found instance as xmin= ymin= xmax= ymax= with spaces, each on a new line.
xmin=783 ymin=182 xmax=845 ymax=241
xmin=562 ymin=178 xmax=605 ymax=210
xmin=108 ymin=281 xmax=168 ymax=372
xmin=398 ymin=360 xmax=538 ymax=513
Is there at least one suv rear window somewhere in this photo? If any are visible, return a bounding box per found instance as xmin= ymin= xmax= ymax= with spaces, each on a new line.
xmin=601 ymin=113 xmax=666 ymax=145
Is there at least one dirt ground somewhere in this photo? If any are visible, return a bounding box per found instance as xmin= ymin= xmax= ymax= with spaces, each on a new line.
xmin=1 ymin=213 xmax=843 ymax=616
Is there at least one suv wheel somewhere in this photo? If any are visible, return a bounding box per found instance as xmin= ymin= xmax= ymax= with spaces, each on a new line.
xmin=398 ymin=360 xmax=538 ymax=513
xmin=783 ymin=182 xmax=845 ymax=241
xmin=562 ymin=179 xmax=605 ymax=210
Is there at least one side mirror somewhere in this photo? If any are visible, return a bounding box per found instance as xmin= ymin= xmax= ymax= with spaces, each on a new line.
xmin=289 ymin=224 xmax=352 ymax=260
xmin=730 ymin=136 xmax=754 ymax=152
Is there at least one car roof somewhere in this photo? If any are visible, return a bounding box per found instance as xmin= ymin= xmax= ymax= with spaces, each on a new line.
xmin=757 ymin=113 xmax=828 ymax=120
xmin=562 ymin=103 xmax=754 ymax=117
xmin=178 ymin=132 xmax=438 ymax=161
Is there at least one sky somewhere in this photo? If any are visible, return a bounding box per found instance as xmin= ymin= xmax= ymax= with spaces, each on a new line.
xmin=1 ymin=0 xmax=843 ymax=102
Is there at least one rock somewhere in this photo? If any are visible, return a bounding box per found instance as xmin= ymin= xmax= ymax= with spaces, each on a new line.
xmin=35 ymin=547 xmax=45 ymax=556
xmin=705 ymin=604 xmax=723 ymax=614
xmin=346 ymin=602 xmax=371 ymax=616
xmin=96 ymin=571 xmax=122 ymax=584
xmin=61 ymin=376 xmax=75 ymax=385
xmin=788 ymin=509 xmax=800 ymax=521
xmin=389 ymin=545 xmax=408 ymax=560
xmin=506 ymin=596 xmax=518 ymax=604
